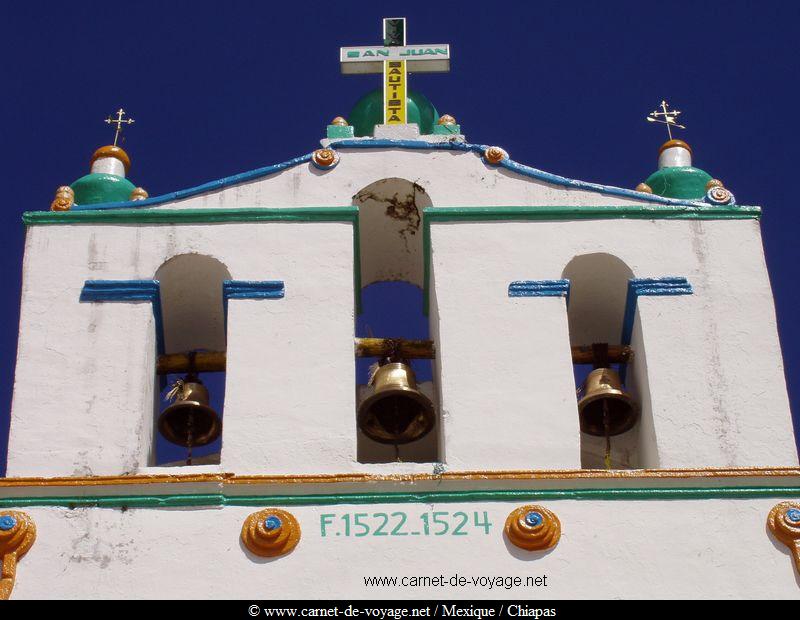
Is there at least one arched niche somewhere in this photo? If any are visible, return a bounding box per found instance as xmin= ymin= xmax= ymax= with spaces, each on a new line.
xmin=354 ymin=178 xmax=432 ymax=290
xmin=153 ymin=254 xmax=232 ymax=466
xmin=562 ymin=253 xmax=650 ymax=469
xmin=562 ymin=253 xmax=634 ymax=346
xmin=155 ymin=254 xmax=232 ymax=354
xmin=353 ymin=179 xmax=440 ymax=464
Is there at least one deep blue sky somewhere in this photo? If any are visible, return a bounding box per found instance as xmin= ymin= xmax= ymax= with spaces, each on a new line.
xmin=2 ymin=2 xmax=799 ymax=473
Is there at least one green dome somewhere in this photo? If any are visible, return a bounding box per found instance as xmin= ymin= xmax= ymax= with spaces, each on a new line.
xmin=645 ymin=166 xmax=712 ymax=200
xmin=71 ymin=173 xmax=136 ymax=206
xmin=348 ymin=89 xmax=439 ymax=137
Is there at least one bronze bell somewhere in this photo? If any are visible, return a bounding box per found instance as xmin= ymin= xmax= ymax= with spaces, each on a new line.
xmin=577 ymin=367 xmax=639 ymax=436
xmin=158 ymin=377 xmax=222 ymax=447
xmin=357 ymin=361 xmax=436 ymax=444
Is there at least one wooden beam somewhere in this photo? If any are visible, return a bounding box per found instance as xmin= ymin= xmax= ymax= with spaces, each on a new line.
xmin=156 ymin=342 xmax=633 ymax=374
xmin=156 ymin=351 xmax=226 ymax=375
xmin=570 ymin=344 xmax=632 ymax=365
xmin=354 ymin=339 xmax=632 ymax=363
xmin=354 ymin=338 xmax=436 ymax=359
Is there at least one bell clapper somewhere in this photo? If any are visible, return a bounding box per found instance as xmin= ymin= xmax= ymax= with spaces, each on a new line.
xmin=185 ymin=380 xmax=195 ymax=466
xmin=388 ymin=345 xmax=405 ymax=463
xmin=186 ymin=415 xmax=194 ymax=466
xmin=603 ymin=400 xmax=611 ymax=470
xmin=183 ymin=354 xmax=198 ymax=466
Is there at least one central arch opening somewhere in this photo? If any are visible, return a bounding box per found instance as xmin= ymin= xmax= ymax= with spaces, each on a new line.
xmin=353 ymin=178 xmax=440 ymax=463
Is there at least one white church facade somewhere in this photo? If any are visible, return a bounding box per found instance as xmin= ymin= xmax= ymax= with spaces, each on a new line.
xmin=1 ymin=19 xmax=799 ymax=600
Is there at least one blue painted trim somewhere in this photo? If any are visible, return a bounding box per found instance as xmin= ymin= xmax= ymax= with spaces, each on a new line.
xmin=330 ymin=139 xmax=725 ymax=207
xmin=56 ymin=139 xmax=756 ymax=212
xmin=620 ymin=277 xmax=693 ymax=381
xmin=221 ymin=280 xmax=285 ymax=323
xmin=509 ymin=279 xmax=570 ymax=302
xmin=79 ymin=280 xmax=160 ymax=302
xmin=80 ymin=280 xmax=165 ymax=354
xmin=621 ymin=277 xmax=693 ymax=345
xmin=222 ymin=280 xmax=285 ymax=300
xmin=70 ymin=153 xmax=313 ymax=211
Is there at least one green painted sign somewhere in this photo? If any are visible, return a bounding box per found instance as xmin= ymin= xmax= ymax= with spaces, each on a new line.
xmin=342 ymin=46 xmax=449 ymax=60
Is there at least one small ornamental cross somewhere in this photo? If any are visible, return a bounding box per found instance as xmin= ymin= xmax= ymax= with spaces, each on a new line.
xmin=340 ymin=18 xmax=451 ymax=126
xmin=105 ymin=108 xmax=135 ymax=146
xmin=646 ymin=100 xmax=685 ymax=140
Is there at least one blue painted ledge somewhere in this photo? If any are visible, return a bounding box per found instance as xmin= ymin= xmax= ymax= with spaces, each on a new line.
xmin=80 ymin=280 xmax=165 ymax=353
xmin=509 ymin=279 xmax=571 ymax=299
xmin=80 ymin=280 xmax=161 ymax=303
xmin=621 ymin=277 xmax=693 ymax=346
xmin=536 ymin=277 xmax=696 ymax=382
xmin=222 ymin=280 xmax=285 ymax=322
xmin=222 ymin=280 xmax=285 ymax=300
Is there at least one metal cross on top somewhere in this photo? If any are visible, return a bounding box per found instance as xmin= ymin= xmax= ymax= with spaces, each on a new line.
xmin=646 ymin=100 xmax=685 ymax=140
xmin=340 ymin=17 xmax=451 ymax=126
xmin=105 ymin=108 xmax=135 ymax=146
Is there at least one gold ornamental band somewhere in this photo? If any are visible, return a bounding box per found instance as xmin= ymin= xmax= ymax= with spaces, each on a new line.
xmin=1 ymin=467 xmax=800 ymax=488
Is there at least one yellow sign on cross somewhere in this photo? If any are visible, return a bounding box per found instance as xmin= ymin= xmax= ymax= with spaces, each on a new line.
xmin=384 ymin=60 xmax=407 ymax=124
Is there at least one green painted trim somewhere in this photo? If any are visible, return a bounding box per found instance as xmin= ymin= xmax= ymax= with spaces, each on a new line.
xmin=0 ymin=494 xmax=223 ymax=509
xmin=423 ymin=216 xmax=432 ymax=316
xmin=226 ymin=486 xmax=800 ymax=505
xmin=327 ymin=125 xmax=355 ymax=139
xmin=424 ymin=205 xmax=761 ymax=222
xmin=353 ymin=215 xmax=363 ymax=314
xmin=24 ymin=205 xmax=363 ymax=314
xmin=1 ymin=486 xmax=798 ymax=509
xmin=23 ymin=207 xmax=359 ymax=226
xmin=432 ymin=124 xmax=461 ymax=135
xmin=23 ymin=203 xmax=760 ymax=318
xmin=421 ymin=204 xmax=761 ymax=313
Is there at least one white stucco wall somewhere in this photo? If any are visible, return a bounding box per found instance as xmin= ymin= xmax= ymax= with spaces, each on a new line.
xmin=7 ymin=222 xmax=356 ymax=476
xmin=429 ymin=218 xmax=797 ymax=468
xmin=7 ymin=145 xmax=797 ymax=476
xmin=7 ymin=498 xmax=800 ymax=599
xmin=141 ymin=147 xmax=684 ymax=212
xmin=10 ymin=225 xmax=158 ymax=475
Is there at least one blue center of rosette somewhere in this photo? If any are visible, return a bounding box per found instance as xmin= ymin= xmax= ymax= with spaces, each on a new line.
xmin=264 ymin=515 xmax=282 ymax=531
xmin=0 ymin=515 xmax=17 ymax=531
